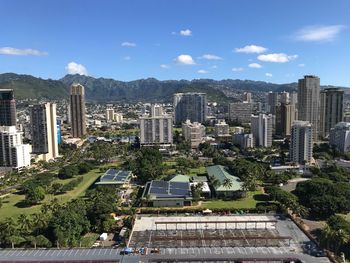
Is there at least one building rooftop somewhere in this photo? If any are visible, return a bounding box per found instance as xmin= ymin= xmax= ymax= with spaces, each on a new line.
xmin=143 ymin=180 xmax=192 ymax=200
xmin=168 ymin=174 xmax=190 ymax=183
xmin=95 ymin=169 xmax=132 ymax=185
xmin=206 ymin=165 xmax=243 ymax=192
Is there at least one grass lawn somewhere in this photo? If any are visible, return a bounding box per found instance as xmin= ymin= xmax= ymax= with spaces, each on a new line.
xmin=0 ymin=167 xmax=107 ymax=220
xmin=201 ymin=190 xmax=265 ymax=210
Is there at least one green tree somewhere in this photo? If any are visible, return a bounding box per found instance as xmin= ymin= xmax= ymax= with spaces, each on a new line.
xmin=222 ymin=178 xmax=233 ymax=190
xmin=132 ymin=147 xmax=163 ymax=183
xmin=25 ymin=185 xmax=46 ymax=205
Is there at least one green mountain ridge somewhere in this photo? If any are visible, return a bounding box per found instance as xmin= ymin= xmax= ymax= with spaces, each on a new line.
xmin=0 ymin=73 xmax=348 ymax=103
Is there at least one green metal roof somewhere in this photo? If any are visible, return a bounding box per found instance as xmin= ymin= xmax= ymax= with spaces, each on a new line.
xmin=206 ymin=165 xmax=243 ymax=192
xmin=168 ymin=174 xmax=190 ymax=183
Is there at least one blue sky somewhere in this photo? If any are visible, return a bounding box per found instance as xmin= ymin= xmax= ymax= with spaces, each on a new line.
xmin=1 ymin=0 xmax=350 ymax=86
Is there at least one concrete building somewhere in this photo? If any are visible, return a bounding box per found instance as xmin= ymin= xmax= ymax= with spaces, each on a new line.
xmin=266 ymin=91 xmax=279 ymax=115
xmin=280 ymin=92 xmax=289 ymax=104
xmin=70 ymin=83 xmax=86 ymax=138
xmin=297 ymin=75 xmax=320 ymax=140
xmin=140 ymin=113 xmax=173 ymax=146
xmin=182 ymin=120 xmax=205 ymax=148
xmin=232 ymin=126 xmax=245 ymax=134
xmin=251 ymin=114 xmax=273 ymax=147
xmin=151 ymin=104 xmax=164 ymax=117
xmin=0 ymin=89 xmax=16 ymax=126
xmin=232 ymin=133 xmax=254 ymax=149
xmin=289 ymin=121 xmax=313 ymax=164
xmin=319 ymin=88 xmax=344 ymax=138
xmin=228 ymin=102 xmax=252 ymax=124
xmin=214 ymin=120 xmax=229 ymax=137
xmin=0 ymin=126 xmax=30 ymax=169
xmin=106 ymin=107 xmax=114 ymax=122
xmin=113 ymin=112 xmax=123 ymax=123
xmin=29 ymin=103 xmax=59 ymax=161
xmin=173 ymin=93 xmax=207 ymax=124
xmin=329 ymin=122 xmax=350 ymax=153
xmin=290 ymin=92 xmax=298 ymax=105
xmin=243 ymin=92 xmax=252 ymax=103
xmin=275 ymin=103 xmax=297 ymax=137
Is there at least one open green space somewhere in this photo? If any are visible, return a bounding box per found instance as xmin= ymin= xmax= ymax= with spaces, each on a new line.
xmin=0 ymin=167 xmax=105 ymax=220
xmin=201 ymin=190 xmax=265 ymax=210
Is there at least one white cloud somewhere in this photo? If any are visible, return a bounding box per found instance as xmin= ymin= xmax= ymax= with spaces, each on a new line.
xmin=248 ymin=63 xmax=262 ymax=68
xmin=175 ymin=54 xmax=196 ymax=65
xmin=121 ymin=42 xmax=136 ymax=47
xmin=200 ymin=54 xmax=223 ymax=60
xmin=235 ymin=45 xmax=267 ymax=54
xmin=198 ymin=69 xmax=209 ymax=74
xmin=65 ymin=62 xmax=88 ymax=76
xmin=180 ymin=29 xmax=192 ymax=36
xmin=232 ymin=67 xmax=244 ymax=72
xmin=160 ymin=64 xmax=170 ymax=69
xmin=211 ymin=65 xmax=218 ymax=69
xmin=123 ymin=56 xmax=131 ymax=61
xmin=258 ymin=53 xmax=298 ymax=63
xmin=265 ymin=73 xmax=273 ymax=77
xmin=0 ymin=47 xmax=48 ymax=56
xmin=294 ymin=25 xmax=345 ymax=42
xmin=298 ymin=63 xmax=305 ymax=67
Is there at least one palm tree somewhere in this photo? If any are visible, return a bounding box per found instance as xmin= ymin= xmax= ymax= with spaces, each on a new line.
xmin=222 ymin=178 xmax=233 ymax=190
xmin=17 ymin=214 xmax=32 ymax=235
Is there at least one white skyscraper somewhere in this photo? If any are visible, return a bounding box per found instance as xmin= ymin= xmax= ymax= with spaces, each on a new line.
xmin=289 ymin=121 xmax=313 ymax=164
xmin=106 ymin=107 xmax=115 ymax=122
xmin=251 ymin=114 xmax=273 ymax=147
xmin=30 ymin=103 xmax=59 ymax=161
xmin=329 ymin=122 xmax=350 ymax=153
xmin=0 ymin=126 xmax=31 ymax=169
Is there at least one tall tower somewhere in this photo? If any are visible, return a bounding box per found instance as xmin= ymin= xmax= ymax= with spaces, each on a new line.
xmin=297 ymin=75 xmax=320 ymax=140
xmin=266 ymin=91 xmax=279 ymax=115
xmin=289 ymin=121 xmax=313 ymax=164
xmin=30 ymin=103 xmax=59 ymax=161
xmin=319 ymin=88 xmax=344 ymax=138
xmin=275 ymin=103 xmax=296 ymax=137
xmin=70 ymin=84 xmax=86 ymax=138
xmin=0 ymin=89 xmax=17 ymax=126
xmin=251 ymin=114 xmax=273 ymax=147
xmin=173 ymin=93 xmax=207 ymax=124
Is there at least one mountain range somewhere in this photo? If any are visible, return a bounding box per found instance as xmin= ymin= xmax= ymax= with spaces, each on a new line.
xmin=0 ymin=73 xmax=347 ymax=103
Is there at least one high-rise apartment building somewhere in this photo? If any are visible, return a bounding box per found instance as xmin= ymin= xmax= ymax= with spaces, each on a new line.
xmin=30 ymin=103 xmax=59 ymax=161
xmin=182 ymin=120 xmax=206 ymax=148
xmin=289 ymin=121 xmax=313 ymax=164
xmin=0 ymin=126 xmax=30 ymax=169
xmin=140 ymin=112 xmax=173 ymax=146
xmin=150 ymin=104 xmax=164 ymax=117
xmin=266 ymin=91 xmax=279 ymax=115
xmin=173 ymin=93 xmax=207 ymax=124
xmin=280 ymin=92 xmax=289 ymax=104
xmin=319 ymin=88 xmax=344 ymax=138
xmin=243 ymin=92 xmax=252 ymax=103
xmin=251 ymin=114 xmax=273 ymax=147
xmin=329 ymin=122 xmax=350 ymax=153
xmin=70 ymin=84 xmax=86 ymax=138
xmin=0 ymin=89 xmax=16 ymax=126
xmin=275 ymin=103 xmax=297 ymax=137
xmin=106 ymin=107 xmax=114 ymax=122
xmin=297 ymin=75 xmax=320 ymax=140
xmin=228 ymin=102 xmax=252 ymax=124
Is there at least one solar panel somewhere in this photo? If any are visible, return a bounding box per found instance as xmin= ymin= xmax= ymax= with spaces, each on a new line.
xmin=170 ymin=182 xmax=188 ymax=189
xmin=152 ymin=181 xmax=168 ymax=188
xmin=170 ymin=188 xmax=190 ymax=196
xmin=150 ymin=187 xmax=168 ymax=195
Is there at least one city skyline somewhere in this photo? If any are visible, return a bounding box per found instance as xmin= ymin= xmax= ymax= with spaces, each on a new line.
xmin=0 ymin=0 xmax=350 ymax=86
